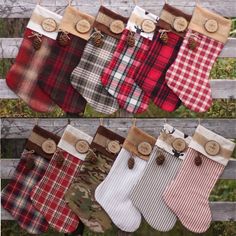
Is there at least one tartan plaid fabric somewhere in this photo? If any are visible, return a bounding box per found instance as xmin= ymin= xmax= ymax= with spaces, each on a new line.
xmin=134 ymin=30 xmax=182 ymax=112
xmin=37 ymin=33 xmax=87 ymax=114
xmin=100 ymin=29 xmax=151 ymax=113
xmin=1 ymin=150 xmax=49 ymax=234
xmin=30 ymin=149 xmax=82 ymax=233
xmin=70 ymin=34 xmax=119 ymax=114
xmin=165 ymin=29 xmax=224 ymax=112
xmin=6 ymin=28 xmax=55 ymax=112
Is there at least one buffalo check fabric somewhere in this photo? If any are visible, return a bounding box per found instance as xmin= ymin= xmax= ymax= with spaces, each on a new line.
xmin=30 ymin=125 xmax=92 ymax=233
xmin=1 ymin=125 xmax=60 ymax=234
xmin=165 ymin=29 xmax=223 ymax=112
xmin=100 ymin=29 xmax=151 ymax=113
xmin=130 ymin=124 xmax=191 ymax=232
xmin=37 ymin=33 xmax=87 ymax=114
xmin=6 ymin=5 xmax=62 ymax=112
xmin=70 ymin=35 xmax=119 ymax=114
xmin=164 ymin=125 xmax=235 ymax=233
xmin=134 ymin=30 xmax=182 ymax=112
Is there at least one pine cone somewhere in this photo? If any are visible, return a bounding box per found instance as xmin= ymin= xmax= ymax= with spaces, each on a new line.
xmin=33 ymin=37 xmax=42 ymax=50
xmin=88 ymin=149 xmax=97 ymax=164
xmin=25 ymin=157 xmax=35 ymax=170
xmin=160 ymin=32 xmax=168 ymax=44
xmin=127 ymin=32 xmax=135 ymax=47
xmin=58 ymin=32 xmax=70 ymax=47
xmin=188 ymin=37 xmax=197 ymax=50
xmin=128 ymin=156 xmax=135 ymax=169
xmin=194 ymin=155 xmax=202 ymax=166
xmin=92 ymin=32 xmax=103 ymax=47
xmin=56 ymin=152 xmax=64 ymax=168
xmin=156 ymin=154 xmax=165 ymax=165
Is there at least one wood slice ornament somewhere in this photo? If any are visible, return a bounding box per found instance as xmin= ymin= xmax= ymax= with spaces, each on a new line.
xmin=137 ymin=142 xmax=152 ymax=156
xmin=141 ymin=19 xmax=156 ymax=33
xmin=172 ymin=17 xmax=188 ymax=32
xmin=110 ymin=20 xmax=125 ymax=34
xmin=107 ymin=140 xmax=121 ymax=154
xmin=205 ymin=140 xmax=220 ymax=156
xmin=127 ymin=31 xmax=135 ymax=47
xmin=75 ymin=140 xmax=90 ymax=154
xmin=75 ymin=19 xmax=91 ymax=34
xmin=41 ymin=18 xmax=57 ymax=32
xmin=42 ymin=139 xmax=57 ymax=154
xmin=204 ymin=19 xmax=218 ymax=33
xmin=172 ymin=138 xmax=186 ymax=152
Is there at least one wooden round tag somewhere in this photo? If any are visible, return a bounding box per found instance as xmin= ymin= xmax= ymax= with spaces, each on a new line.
xmin=110 ymin=20 xmax=125 ymax=34
xmin=205 ymin=140 xmax=220 ymax=156
xmin=75 ymin=19 xmax=91 ymax=34
xmin=141 ymin=19 xmax=156 ymax=33
xmin=172 ymin=17 xmax=188 ymax=32
xmin=42 ymin=139 xmax=57 ymax=154
xmin=107 ymin=140 xmax=121 ymax=154
xmin=41 ymin=18 xmax=57 ymax=32
xmin=172 ymin=138 xmax=186 ymax=152
xmin=204 ymin=19 xmax=218 ymax=33
xmin=137 ymin=142 xmax=152 ymax=156
xmin=75 ymin=140 xmax=90 ymax=154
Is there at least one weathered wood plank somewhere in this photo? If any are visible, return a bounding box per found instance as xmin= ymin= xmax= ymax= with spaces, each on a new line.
xmin=1 ymin=38 xmax=236 ymax=59
xmin=0 ymin=79 xmax=235 ymax=100
xmin=0 ymin=0 xmax=236 ymax=18
xmin=1 ymin=159 xmax=235 ymax=179
xmin=2 ymin=202 xmax=235 ymax=221
xmin=1 ymin=118 xmax=236 ymax=139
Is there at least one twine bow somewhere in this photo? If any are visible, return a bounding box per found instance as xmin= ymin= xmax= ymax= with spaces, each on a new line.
xmin=28 ymin=32 xmax=42 ymax=41
xmin=159 ymin=29 xmax=171 ymax=37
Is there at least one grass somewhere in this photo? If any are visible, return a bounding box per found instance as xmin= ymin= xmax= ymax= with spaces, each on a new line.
xmin=1 ymin=17 xmax=236 ymax=236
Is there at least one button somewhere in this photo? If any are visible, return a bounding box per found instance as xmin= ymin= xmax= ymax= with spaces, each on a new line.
xmin=204 ymin=19 xmax=218 ymax=33
xmin=137 ymin=142 xmax=152 ymax=156
xmin=42 ymin=139 xmax=57 ymax=154
xmin=107 ymin=140 xmax=121 ymax=154
xmin=172 ymin=17 xmax=188 ymax=32
xmin=110 ymin=20 xmax=125 ymax=34
xmin=75 ymin=19 xmax=91 ymax=34
xmin=205 ymin=140 xmax=220 ymax=156
xmin=172 ymin=138 xmax=186 ymax=152
xmin=75 ymin=140 xmax=90 ymax=154
xmin=41 ymin=18 xmax=57 ymax=32
xmin=141 ymin=19 xmax=156 ymax=33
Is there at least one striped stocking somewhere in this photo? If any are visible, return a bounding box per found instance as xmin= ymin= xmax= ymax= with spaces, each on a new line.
xmin=130 ymin=124 xmax=191 ymax=231
xmin=163 ymin=125 xmax=235 ymax=233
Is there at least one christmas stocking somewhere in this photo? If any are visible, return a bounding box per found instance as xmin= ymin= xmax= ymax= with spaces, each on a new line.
xmin=1 ymin=125 xmax=60 ymax=234
xmin=163 ymin=125 xmax=235 ymax=233
xmin=30 ymin=125 xmax=92 ymax=233
xmin=64 ymin=126 xmax=125 ymax=233
xmin=95 ymin=126 xmax=156 ymax=232
xmin=70 ymin=6 xmax=128 ymax=114
xmin=134 ymin=4 xmax=191 ymax=111
xmin=130 ymin=124 xmax=191 ymax=231
xmin=100 ymin=6 xmax=158 ymax=113
xmin=6 ymin=5 xmax=62 ymax=112
xmin=37 ymin=6 xmax=94 ymax=113
xmin=165 ymin=5 xmax=232 ymax=112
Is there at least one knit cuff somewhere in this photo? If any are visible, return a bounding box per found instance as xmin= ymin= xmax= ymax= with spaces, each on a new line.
xmin=157 ymin=4 xmax=192 ymax=37
xmin=93 ymin=6 xmax=128 ymax=39
xmin=156 ymin=124 xmax=192 ymax=160
xmin=127 ymin=6 xmax=159 ymax=40
xmin=57 ymin=125 xmax=93 ymax=160
xmin=188 ymin=5 xmax=231 ymax=43
xmin=25 ymin=125 xmax=61 ymax=160
xmin=123 ymin=126 xmax=156 ymax=160
xmin=90 ymin=126 xmax=125 ymax=158
xmin=189 ymin=125 xmax=235 ymax=166
xmin=59 ymin=6 xmax=95 ymax=40
xmin=27 ymin=5 xmax=62 ymax=40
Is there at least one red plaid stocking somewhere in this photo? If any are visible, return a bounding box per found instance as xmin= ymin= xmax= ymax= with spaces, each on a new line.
xmin=6 ymin=5 xmax=62 ymax=112
xmin=163 ymin=125 xmax=235 ymax=233
xmin=30 ymin=125 xmax=92 ymax=233
xmin=1 ymin=125 xmax=60 ymax=234
xmin=165 ymin=5 xmax=231 ymax=112
xmin=100 ymin=6 xmax=158 ymax=113
xmin=37 ymin=6 xmax=94 ymax=113
xmin=134 ymin=4 xmax=191 ymax=111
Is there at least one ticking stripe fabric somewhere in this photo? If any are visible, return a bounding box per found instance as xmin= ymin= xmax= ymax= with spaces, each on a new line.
xmin=100 ymin=29 xmax=151 ymax=113
xmin=130 ymin=124 xmax=191 ymax=231
xmin=163 ymin=125 xmax=235 ymax=233
xmin=30 ymin=126 xmax=92 ymax=233
xmin=95 ymin=149 xmax=147 ymax=232
xmin=70 ymin=35 xmax=119 ymax=114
